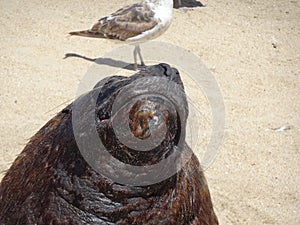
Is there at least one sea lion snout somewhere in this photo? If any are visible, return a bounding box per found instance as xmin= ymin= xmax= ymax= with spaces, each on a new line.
xmin=129 ymin=101 xmax=154 ymax=139
xmin=129 ymin=98 xmax=173 ymax=140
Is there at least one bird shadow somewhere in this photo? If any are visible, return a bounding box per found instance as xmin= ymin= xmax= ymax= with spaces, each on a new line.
xmin=64 ymin=53 xmax=137 ymax=71
xmin=173 ymin=0 xmax=205 ymax=9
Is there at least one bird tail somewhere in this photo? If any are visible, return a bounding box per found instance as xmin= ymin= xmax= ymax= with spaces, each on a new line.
xmin=69 ymin=30 xmax=105 ymax=38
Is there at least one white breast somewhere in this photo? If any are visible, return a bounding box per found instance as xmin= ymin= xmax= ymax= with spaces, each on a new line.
xmin=125 ymin=0 xmax=173 ymax=43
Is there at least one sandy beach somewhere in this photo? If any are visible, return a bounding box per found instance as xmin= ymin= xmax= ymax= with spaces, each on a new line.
xmin=0 ymin=0 xmax=299 ymax=224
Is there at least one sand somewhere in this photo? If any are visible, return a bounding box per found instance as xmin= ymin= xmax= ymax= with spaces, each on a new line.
xmin=0 ymin=0 xmax=299 ymax=224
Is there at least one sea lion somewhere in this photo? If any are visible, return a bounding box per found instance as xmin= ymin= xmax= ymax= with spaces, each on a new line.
xmin=0 ymin=64 xmax=218 ymax=225
xmin=173 ymin=0 xmax=204 ymax=9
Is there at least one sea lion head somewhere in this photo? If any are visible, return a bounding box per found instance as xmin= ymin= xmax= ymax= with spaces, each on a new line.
xmin=89 ymin=64 xmax=189 ymax=168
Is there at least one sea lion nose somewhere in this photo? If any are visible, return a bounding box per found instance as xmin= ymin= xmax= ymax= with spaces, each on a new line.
xmin=130 ymin=109 xmax=153 ymax=139
xmin=129 ymin=99 xmax=169 ymax=140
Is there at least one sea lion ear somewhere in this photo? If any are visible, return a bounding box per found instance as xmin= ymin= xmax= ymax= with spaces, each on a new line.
xmin=95 ymin=118 xmax=112 ymax=132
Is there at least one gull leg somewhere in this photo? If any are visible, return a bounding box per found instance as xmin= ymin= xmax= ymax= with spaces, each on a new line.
xmin=133 ymin=46 xmax=138 ymax=70
xmin=133 ymin=46 xmax=137 ymax=70
xmin=133 ymin=45 xmax=145 ymax=70
xmin=136 ymin=45 xmax=145 ymax=67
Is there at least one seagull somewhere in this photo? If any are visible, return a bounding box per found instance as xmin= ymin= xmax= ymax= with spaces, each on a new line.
xmin=69 ymin=0 xmax=173 ymax=70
